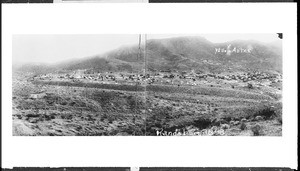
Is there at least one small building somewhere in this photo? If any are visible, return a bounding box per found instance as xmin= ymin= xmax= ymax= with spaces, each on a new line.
xmin=29 ymin=93 xmax=47 ymax=99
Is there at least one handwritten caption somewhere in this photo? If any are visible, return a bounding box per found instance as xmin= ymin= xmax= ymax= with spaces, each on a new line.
xmin=156 ymin=128 xmax=225 ymax=136
xmin=215 ymin=44 xmax=252 ymax=55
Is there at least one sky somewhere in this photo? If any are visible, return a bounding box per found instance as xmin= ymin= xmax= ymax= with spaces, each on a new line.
xmin=13 ymin=34 xmax=280 ymax=64
xmin=13 ymin=34 xmax=142 ymax=64
xmin=148 ymin=33 xmax=280 ymax=43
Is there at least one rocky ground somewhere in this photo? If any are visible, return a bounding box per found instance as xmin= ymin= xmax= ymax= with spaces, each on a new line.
xmin=12 ymin=73 xmax=282 ymax=136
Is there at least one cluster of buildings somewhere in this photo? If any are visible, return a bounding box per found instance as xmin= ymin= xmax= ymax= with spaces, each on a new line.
xmin=30 ymin=69 xmax=282 ymax=87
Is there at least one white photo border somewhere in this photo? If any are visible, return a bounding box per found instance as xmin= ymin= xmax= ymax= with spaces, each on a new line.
xmin=2 ymin=3 xmax=297 ymax=169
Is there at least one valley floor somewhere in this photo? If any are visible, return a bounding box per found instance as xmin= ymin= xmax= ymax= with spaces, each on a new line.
xmin=12 ymin=73 xmax=282 ymax=136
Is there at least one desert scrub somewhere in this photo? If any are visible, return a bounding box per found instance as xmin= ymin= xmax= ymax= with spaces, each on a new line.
xmin=254 ymin=104 xmax=279 ymax=119
xmin=274 ymin=105 xmax=282 ymax=124
xmin=251 ymin=124 xmax=262 ymax=136
xmin=240 ymin=122 xmax=247 ymax=130
xmin=276 ymin=116 xmax=282 ymax=124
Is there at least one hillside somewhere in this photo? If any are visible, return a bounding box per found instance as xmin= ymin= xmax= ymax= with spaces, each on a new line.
xmin=14 ymin=36 xmax=282 ymax=74
xmin=146 ymin=37 xmax=282 ymax=73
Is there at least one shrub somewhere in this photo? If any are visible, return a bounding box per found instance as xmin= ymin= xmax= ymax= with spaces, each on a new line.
xmin=193 ymin=118 xmax=211 ymax=130
xmin=50 ymin=114 xmax=56 ymax=119
xmin=240 ymin=122 xmax=247 ymax=130
xmin=248 ymin=83 xmax=253 ymax=89
xmin=255 ymin=106 xmax=276 ymax=119
xmin=60 ymin=101 xmax=68 ymax=106
xmin=251 ymin=124 xmax=262 ymax=136
xmin=108 ymin=120 xmax=113 ymax=124
xmin=277 ymin=117 xmax=282 ymax=124
xmin=220 ymin=124 xmax=230 ymax=130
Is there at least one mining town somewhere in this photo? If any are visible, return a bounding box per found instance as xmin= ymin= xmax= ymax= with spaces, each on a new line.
xmin=12 ymin=35 xmax=283 ymax=136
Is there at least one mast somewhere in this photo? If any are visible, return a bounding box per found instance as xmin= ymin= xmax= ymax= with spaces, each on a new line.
xmin=144 ymin=34 xmax=147 ymax=136
xmin=138 ymin=34 xmax=142 ymax=61
xmin=133 ymin=34 xmax=142 ymax=135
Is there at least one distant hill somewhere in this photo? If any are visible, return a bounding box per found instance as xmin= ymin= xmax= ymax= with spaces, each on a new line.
xmin=13 ymin=63 xmax=56 ymax=75
xmin=14 ymin=36 xmax=282 ymax=74
xmin=146 ymin=37 xmax=282 ymax=73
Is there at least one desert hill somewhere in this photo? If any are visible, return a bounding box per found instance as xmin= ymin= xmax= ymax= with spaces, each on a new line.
xmin=14 ymin=36 xmax=282 ymax=74
xmin=145 ymin=37 xmax=282 ymax=73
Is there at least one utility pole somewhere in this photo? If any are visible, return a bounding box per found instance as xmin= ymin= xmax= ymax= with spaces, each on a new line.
xmin=56 ymin=79 xmax=59 ymax=112
xmin=132 ymin=34 xmax=143 ymax=135
xmin=144 ymin=34 xmax=147 ymax=136
xmin=137 ymin=34 xmax=142 ymax=61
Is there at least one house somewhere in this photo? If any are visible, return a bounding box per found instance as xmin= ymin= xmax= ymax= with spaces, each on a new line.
xmin=73 ymin=74 xmax=82 ymax=79
xmin=29 ymin=93 xmax=47 ymax=99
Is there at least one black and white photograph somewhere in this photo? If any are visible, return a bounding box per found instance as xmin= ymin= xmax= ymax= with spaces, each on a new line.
xmin=12 ymin=34 xmax=283 ymax=136
xmin=2 ymin=3 xmax=297 ymax=170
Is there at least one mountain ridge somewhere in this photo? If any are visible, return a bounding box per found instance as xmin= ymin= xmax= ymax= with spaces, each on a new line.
xmin=14 ymin=36 xmax=282 ymax=74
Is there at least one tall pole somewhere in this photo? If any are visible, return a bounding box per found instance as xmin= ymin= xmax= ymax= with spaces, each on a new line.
xmin=57 ymin=78 xmax=59 ymax=111
xmin=144 ymin=34 xmax=147 ymax=136
xmin=138 ymin=34 xmax=142 ymax=61
xmin=134 ymin=34 xmax=142 ymax=135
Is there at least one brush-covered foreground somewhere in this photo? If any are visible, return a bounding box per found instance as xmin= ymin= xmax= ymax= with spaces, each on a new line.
xmin=12 ymin=72 xmax=282 ymax=136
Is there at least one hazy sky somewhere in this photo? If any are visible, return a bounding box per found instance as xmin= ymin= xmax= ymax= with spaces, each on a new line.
xmin=13 ymin=34 xmax=280 ymax=64
xmin=13 ymin=34 xmax=141 ymax=64
xmin=148 ymin=33 xmax=280 ymax=43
